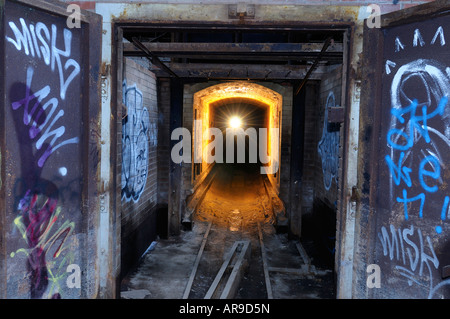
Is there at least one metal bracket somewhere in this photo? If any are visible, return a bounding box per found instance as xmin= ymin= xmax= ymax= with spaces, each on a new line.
xmin=350 ymin=186 xmax=360 ymax=204
xmin=228 ymin=3 xmax=255 ymax=19
xmin=442 ymin=265 xmax=450 ymax=279
xmin=328 ymin=106 xmax=345 ymax=123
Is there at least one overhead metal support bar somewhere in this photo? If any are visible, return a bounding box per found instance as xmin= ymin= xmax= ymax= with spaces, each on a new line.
xmin=294 ymin=37 xmax=333 ymax=96
xmin=123 ymin=42 xmax=343 ymax=56
xmin=151 ymin=63 xmax=327 ymax=80
xmin=131 ymin=37 xmax=179 ymax=78
xmin=125 ymin=54 xmax=341 ymax=63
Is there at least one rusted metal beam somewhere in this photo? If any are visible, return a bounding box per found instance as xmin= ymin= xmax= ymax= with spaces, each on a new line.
xmin=152 ymin=62 xmax=327 ymax=80
xmin=294 ymin=37 xmax=333 ymax=95
xmin=123 ymin=42 xmax=343 ymax=55
xmin=136 ymin=54 xmax=341 ymax=63
xmin=131 ymin=37 xmax=179 ymax=77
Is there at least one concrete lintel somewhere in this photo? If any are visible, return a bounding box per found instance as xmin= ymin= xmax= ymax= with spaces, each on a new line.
xmin=96 ymin=3 xmax=360 ymax=25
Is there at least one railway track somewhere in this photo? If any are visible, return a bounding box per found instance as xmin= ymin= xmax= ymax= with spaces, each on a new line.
xmin=180 ymin=164 xmax=331 ymax=299
xmin=121 ymin=213 xmax=334 ymax=299
xmin=181 ymin=218 xmax=326 ymax=299
xmin=182 ymin=220 xmax=271 ymax=299
xmin=121 ymin=164 xmax=334 ymax=299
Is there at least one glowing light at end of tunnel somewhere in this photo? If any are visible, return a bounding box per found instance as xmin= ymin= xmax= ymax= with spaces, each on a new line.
xmin=229 ymin=116 xmax=242 ymax=129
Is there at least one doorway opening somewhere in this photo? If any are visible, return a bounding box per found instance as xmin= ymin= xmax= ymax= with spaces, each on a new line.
xmin=116 ymin=19 xmax=351 ymax=298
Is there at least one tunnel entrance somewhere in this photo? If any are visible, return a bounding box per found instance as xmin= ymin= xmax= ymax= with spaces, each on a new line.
xmin=194 ymin=100 xmax=274 ymax=229
xmin=185 ymin=82 xmax=284 ymax=230
xmin=116 ymin=18 xmax=349 ymax=299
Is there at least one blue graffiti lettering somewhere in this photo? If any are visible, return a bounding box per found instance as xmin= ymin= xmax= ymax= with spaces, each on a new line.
xmin=385 ymin=152 xmax=412 ymax=187
xmin=396 ymin=190 xmax=425 ymax=220
xmin=386 ymin=93 xmax=449 ymax=222
xmin=440 ymin=196 xmax=449 ymax=221
xmin=387 ymin=97 xmax=448 ymax=150
xmin=418 ymin=155 xmax=441 ymax=193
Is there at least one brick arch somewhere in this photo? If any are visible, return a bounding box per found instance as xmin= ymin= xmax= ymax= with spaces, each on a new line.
xmin=191 ymin=81 xmax=282 ymax=190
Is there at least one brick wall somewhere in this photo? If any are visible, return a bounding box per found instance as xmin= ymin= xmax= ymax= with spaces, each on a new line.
xmin=265 ymin=82 xmax=293 ymax=211
xmin=301 ymin=82 xmax=320 ymax=217
xmin=315 ymin=64 xmax=342 ymax=208
xmin=157 ymin=78 xmax=171 ymax=206
xmin=300 ymin=65 xmax=342 ymax=216
xmin=120 ymin=57 xmax=159 ymax=275
xmin=300 ymin=65 xmax=342 ymax=267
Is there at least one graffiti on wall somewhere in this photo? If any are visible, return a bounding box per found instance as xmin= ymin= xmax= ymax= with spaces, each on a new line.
xmin=121 ymin=80 xmax=150 ymax=202
xmin=5 ymin=13 xmax=81 ymax=299
xmin=380 ymin=24 xmax=450 ymax=298
xmin=11 ymin=191 xmax=75 ymax=299
xmin=318 ymin=91 xmax=340 ymax=191
xmin=6 ymin=20 xmax=80 ymax=168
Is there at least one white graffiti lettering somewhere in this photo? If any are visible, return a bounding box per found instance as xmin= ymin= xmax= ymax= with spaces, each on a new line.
xmin=121 ymin=80 xmax=150 ymax=203
xmin=378 ymin=224 xmax=450 ymax=298
xmin=318 ymin=91 xmax=340 ymax=191
xmin=6 ymin=18 xmax=80 ymax=100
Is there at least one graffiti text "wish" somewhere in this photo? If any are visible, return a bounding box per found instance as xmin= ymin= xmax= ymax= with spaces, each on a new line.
xmin=377 ymin=224 xmax=450 ymax=298
xmin=5 ymin=18 xmax=80 ymax=101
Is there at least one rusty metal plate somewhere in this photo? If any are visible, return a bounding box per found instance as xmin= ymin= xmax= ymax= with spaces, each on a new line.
xmin=328 ymin=106 xmax=345 ymax=123
xmin=1 ymin=0 xmax=101 ymax=299
xmin=360 ymin=0 xmax=450 ymax=299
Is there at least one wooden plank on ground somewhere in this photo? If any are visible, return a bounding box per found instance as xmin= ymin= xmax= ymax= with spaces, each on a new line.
xmin=258 ymin=222 xmax=273 ymax=299
xmin=220 ymin=240 xmax=251 ymax=299
xmin=182 ymin=221 xmax=212 ymax=299
xmin=268 ymin=266 xmax=309 ymax=275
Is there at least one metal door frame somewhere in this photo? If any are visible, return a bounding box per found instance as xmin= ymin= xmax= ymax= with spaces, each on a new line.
xmin=98 ymin=2 xmax=362 ymax=298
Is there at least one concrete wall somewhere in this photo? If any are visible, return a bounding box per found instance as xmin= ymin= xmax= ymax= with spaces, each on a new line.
xmin=69 ymin=0 xmax=432 ymax=14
